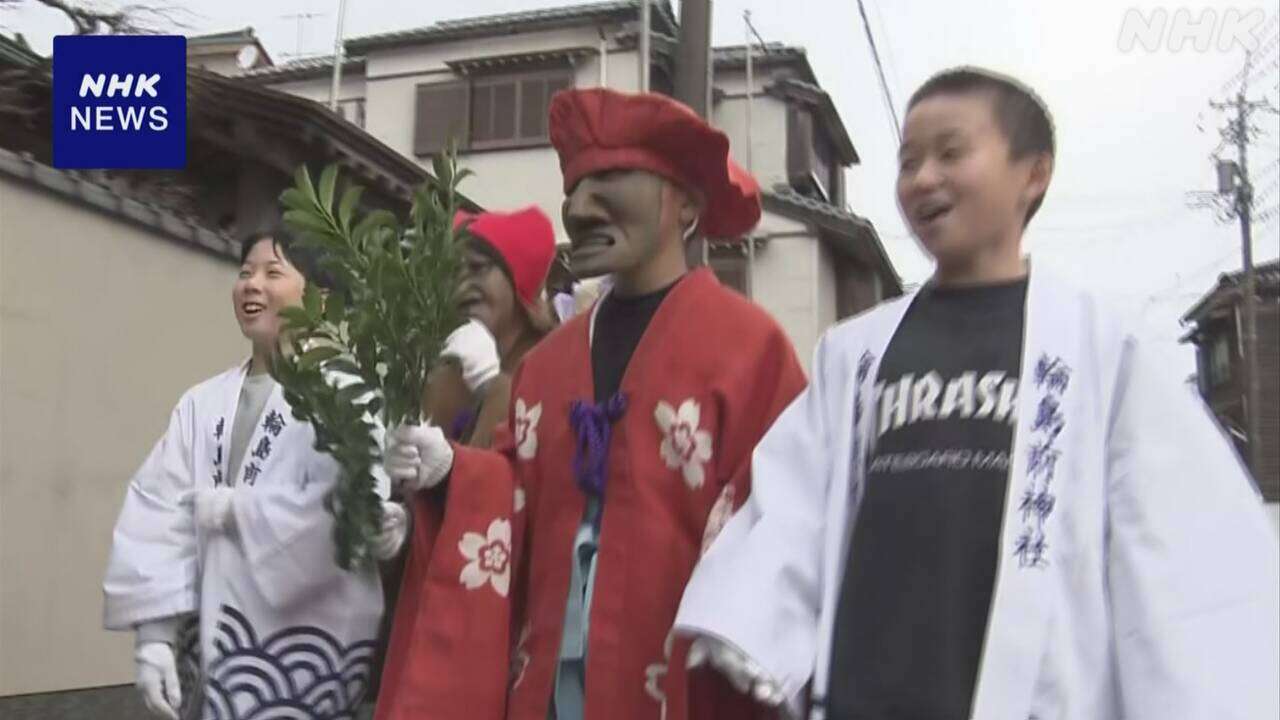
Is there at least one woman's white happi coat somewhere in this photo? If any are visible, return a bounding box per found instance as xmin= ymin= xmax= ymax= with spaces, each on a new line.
xmin=676 ymin=269 xmax=1279 ymax=720
xmin=104 ymin=362 xmax=386 ymax=720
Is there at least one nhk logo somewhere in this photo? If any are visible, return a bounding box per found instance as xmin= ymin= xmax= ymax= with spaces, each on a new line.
xmin=53 ymin=35 xmax=186 ymax=169
xmin=72 ymin=73 xmax=170 ymax=131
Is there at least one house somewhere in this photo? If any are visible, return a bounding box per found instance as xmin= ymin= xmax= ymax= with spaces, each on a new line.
xmin=187 ymin=26 xmax=274 ymax=74
xmin=243 ymin=0 xmax=902 ymax=367
xmin=1182 ymin=259 xmax=1280 ymax=532
xmin=0 ymin=43 xmax=437 ymax=715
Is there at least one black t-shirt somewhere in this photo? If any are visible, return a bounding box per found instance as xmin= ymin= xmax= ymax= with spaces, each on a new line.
xmin=591 ymin=278 xmax=680 ymax=403
xmin=826 ymin=277 xmax=1028 ymax=720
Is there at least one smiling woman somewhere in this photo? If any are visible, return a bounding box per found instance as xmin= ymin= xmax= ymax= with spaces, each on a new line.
xmin=102 ymin=224 xmax=387 ymax=720
xmin=232 ymin=230 xmax=313 ymax=375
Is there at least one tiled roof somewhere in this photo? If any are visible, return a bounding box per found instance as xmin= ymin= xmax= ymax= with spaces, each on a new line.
xmin=766 ymin=76 xmax=859 ymax=164
xmin=0 ymin=33 xmax=42 ymax=68
xmin=763 ymin=185 xmax=902 ymax=295
xmin=1183 ymin=258 xmax=1280 ymax=323
xmin=241 ymin=55 xmax=366 ymax=82
xmin=0 ymin=148 xmax=238 ymax=260
xmin=347 ymin=0 xmax=677 ymax=52
xmin=188 ymin=27 xmax=257 ymax=46
xmin=712 ymin=43 xmax=807 ymax=68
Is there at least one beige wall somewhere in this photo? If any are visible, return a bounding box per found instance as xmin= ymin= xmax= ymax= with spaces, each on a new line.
xmin=269 ymin=73 xmax=367 ymax=106
xmin=816 ymin=241 xmax=838 ymax=337
xmin=750 ymin=213 xmax=819 ymax=373
xmin=711 ymin=71 xmax=791 ymax=189
xmin=0 ymin=177 xmax=245 ymax=695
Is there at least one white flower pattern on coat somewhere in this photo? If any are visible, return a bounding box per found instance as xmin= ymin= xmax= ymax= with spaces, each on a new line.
xmin=458 ymin=518 xmax=511 ymax=597
xmin=655 ymin=399 xmax=714 ymax=490
xmin=514 ymin=399 xmax=542 ymax=460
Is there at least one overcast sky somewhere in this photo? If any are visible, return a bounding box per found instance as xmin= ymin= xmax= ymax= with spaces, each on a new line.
xmin=6 ymin=0 xmax=1279 ymax=373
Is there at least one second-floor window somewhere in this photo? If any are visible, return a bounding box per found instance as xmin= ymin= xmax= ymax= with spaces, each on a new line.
xmin=414 ymin=68 xmax=573 ymax=157
xmin=1207 ymin=333 xmax=1233 ymax=388
xmin=787 ymin=105 xmax=844 ymax=206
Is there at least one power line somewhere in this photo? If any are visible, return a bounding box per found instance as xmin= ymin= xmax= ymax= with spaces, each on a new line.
xmin=855 ymin=0 xmax=901 ymax=145
xmin=867 ymin=0 xmax=903 ymax=110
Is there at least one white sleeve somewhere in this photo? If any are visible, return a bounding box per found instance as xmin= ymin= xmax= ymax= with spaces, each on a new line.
xmin=103 ymin=396 xmax=201 ymax=631
xmin=675 ymin=334 xmax=833 ymax=698
xmin=1106 ymin=332 xmax=1280 ymax=720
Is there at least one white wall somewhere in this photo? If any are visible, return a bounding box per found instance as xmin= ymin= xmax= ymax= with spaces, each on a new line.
xmin=269 ymin=73 xmax=367 ymax=106
xmin=460 ymin=146 xmax=568 ymax=242
xmin=712 ymin=88 xmax=790 ymax=190
xmin=816 ymin=241 xmax=838 ymax=336
xmin=1267 ymin=502 xmax=1280 ymax=538
xmin=0 ymin=176 xmax=246 ymax=696
xmin=750 ymin=212 xmax=818 ymax=373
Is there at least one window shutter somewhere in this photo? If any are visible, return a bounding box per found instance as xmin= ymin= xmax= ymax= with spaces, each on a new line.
xmin=547 ymin=75 xmax=571 ymax=100
xmin=471 ymin=84 xmax=493 ymax=143
xmin=491 ymin=81 xmax=518 ymax=143
xmin=414 ymin=80 xmax=470 ymax=157
xmin=519 ymin=78 xmax=547 ymax=139
xmin=787 ymin=106 xmax=814 ymax=188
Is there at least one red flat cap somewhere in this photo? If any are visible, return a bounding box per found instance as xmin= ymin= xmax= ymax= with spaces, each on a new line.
xmin=454 ymin=206 xmax=556 ymax=311
xmin=549 ymin=88 xmax=761 ymax=239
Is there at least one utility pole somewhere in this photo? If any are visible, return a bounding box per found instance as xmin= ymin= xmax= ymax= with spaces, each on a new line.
xmin=743 ymin=10 xmax=768 ymax=299
xmin=672 ymin=0 xmax=713 ymax=267
xmin=328 ymin=0 xmax=350 ymax=112
xmin=638 ymin=0 xmax=650 ymax=92
xmin=1208 ymin=51 xmax=1277 ymax=482
xmin=673 ymin=0 xmax=712 ymax=116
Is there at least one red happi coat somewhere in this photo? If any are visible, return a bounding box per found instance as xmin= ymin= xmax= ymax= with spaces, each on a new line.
xmin=376 ymin=269 xmax=806 ymax=720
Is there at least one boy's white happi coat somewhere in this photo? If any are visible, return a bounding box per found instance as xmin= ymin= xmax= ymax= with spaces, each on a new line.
xmin=676 ymin=269 xmax=1280 ymax=720
xmin=104 ymin=363 xmax=386 ymax=720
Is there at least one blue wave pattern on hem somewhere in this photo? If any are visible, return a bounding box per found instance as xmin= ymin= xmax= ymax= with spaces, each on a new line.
xmin=201 ymin=604 xmax=377 ymax=720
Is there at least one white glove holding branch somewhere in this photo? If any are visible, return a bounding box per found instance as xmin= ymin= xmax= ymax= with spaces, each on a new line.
xmin=384 ymin=424 xmax=454 ymax=494
xmin=441 ymin=319 xmax=501 ymax=392
xmin=194 ymin=486 xmax=236 ymax=534
xmin=372 ymin=500 xmax=411 ymax=560
xmin=136 ymin=642 xmax=182 ymax=719
xmin=687 ymin=636 xmax=787 ymax=709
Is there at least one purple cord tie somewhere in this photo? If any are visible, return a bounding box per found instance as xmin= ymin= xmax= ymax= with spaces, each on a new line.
xmin=449 ymin=408 xmax=477 ymax=441
xmin=569 ymin=392 xmax=629 ymax=499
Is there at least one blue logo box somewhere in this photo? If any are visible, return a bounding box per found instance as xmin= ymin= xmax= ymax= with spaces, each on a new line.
xmin=53 ymin=35 xmax=186 ymax=169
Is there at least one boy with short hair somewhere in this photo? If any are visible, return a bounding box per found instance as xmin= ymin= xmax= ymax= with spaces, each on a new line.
xmin=676 ymin=67 xmax=1279 ymax=720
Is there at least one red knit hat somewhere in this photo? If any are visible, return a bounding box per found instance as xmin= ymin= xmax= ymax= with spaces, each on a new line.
xmin=549 ymin=88 xmax=762 ymax=239
xmin=454 ymin=206 xmax=555 ymax=313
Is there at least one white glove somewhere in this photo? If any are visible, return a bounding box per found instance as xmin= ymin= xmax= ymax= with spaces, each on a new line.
xmin=135 ymin=640 xmax=181 ymax=720
xmin=441 ymin=319 xmax=501 ymax=392
xmin=687 ymin=636 xmax=787 ymax=708
xmin=194 ymin=487 xmax=236 ymax=534
xmin=372 ymin=501 xmax=411 ymax=561
xmin=384 ymin=424 xmax=454 ymax=494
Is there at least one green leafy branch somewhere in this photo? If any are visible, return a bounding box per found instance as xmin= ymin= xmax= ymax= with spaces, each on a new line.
xmin=271 ymin=150 xmax=471 ymax=571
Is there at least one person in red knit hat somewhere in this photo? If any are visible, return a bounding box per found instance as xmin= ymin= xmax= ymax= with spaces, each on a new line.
xmin=376 ymin=88 xmax=806 ymax=720
xmin=426 ymin=206 xmax=558 ymax=448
